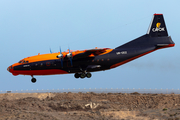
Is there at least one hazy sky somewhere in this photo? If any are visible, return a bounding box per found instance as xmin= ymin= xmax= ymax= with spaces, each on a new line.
xmin=1 ymin=0 xmax=180 ymax=91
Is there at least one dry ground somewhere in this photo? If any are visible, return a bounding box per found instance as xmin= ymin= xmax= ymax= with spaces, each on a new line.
xmin=0 ymin=92 xmax=180 ymax=120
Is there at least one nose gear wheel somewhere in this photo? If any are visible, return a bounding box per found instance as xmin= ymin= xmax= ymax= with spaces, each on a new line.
xmin=31 ymin=75 xmax=37 ymax=83
xmin=31 ymin=78 xmax=36 ymax=83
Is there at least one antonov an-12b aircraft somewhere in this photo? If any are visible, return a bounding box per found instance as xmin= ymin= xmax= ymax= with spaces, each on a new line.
xmin=7 ymin=14 xmax=175 ymax=83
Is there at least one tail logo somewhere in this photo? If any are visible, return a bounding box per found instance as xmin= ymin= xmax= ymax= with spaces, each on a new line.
xmin=152 ymin=22 xmax=165 ymax=32
xmin=156 ymin=22 xmax=161 ymax=28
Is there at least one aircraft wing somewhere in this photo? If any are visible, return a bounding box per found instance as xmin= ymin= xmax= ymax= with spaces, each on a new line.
xmin=84 ymin=48 xmax=108 ymax=55
xmin=73 ymin=48 xmax=109 ymax=59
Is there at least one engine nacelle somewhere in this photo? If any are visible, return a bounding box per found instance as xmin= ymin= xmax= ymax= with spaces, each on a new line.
xmin=67 ymin=53 xmax=72 ymax=58
xmin=57 ymin=54 xmax=63 ymax=58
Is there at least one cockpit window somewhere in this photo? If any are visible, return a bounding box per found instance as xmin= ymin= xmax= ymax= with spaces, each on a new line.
xmin=18 ymin=60 xmax=29 ymax=64
xmin=18 ymin=60 xmax=23 ymax=63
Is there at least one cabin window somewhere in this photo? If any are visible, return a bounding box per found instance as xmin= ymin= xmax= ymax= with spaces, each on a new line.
xmin=46 ymin=62 xmax=51 ymax=66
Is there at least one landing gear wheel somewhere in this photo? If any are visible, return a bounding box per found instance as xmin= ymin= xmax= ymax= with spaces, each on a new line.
xmin=86 ymin=72 xmax=92 ymax=78
xmin=80 ymin=73 xmax=86 ymax=79
xmin=74 ymin=73 xmax=80 ymax=78
xmin=31 ymin=78 xmax=36 ymax=83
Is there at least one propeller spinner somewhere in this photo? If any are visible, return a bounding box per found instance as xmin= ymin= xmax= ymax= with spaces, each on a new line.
xmin=56 ymin=47 xmax=64 ymax=68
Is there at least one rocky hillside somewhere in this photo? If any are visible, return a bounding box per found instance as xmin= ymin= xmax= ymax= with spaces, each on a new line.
xmin=0 ymin=92 xmax=180 ymax=120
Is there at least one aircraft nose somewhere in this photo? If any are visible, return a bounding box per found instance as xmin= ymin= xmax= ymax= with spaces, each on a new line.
xmin=7 ymin=65 xmax=19 ymax=76
xmin=7 ymin=65 xmax=13 ymax=72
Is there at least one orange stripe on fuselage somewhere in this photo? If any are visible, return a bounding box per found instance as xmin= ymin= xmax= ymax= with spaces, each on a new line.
xmin=16 ymin=48 xmax=114 ymax=65
xmin=15 ymin=50 xmax=88 ymax=65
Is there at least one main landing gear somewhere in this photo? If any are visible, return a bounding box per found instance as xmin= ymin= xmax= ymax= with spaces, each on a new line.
xmin=31 ymin=75 xmax=37 ymax=83
xmin=74 ymin=72 xmax=92 ymax=79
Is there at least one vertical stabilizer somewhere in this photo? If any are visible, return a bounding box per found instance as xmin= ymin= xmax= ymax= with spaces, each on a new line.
xmin=147 ymin=14 xmax=168 ymax=37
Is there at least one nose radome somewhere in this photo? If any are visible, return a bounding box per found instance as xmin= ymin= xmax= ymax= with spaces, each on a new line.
xmin=7 ymin=66 xmax=10 ymax=72
xmin=7 ymin=65 xmax=19 ymax=76
xmin=7 ymin=65 xmax=12 ymax=72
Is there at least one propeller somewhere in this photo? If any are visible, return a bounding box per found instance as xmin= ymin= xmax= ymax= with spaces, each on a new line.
xmin=56 ymin=47 xmax=73 ymax=67
xmin=67 ymin=48 xmax=73 ymax=67
xmin=50 ymin=48 xmax=53 ymax=54
xmin=56 ymin=47 xmax=64 ymax=68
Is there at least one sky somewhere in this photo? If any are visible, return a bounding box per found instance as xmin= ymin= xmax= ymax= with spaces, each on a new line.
xmin=0 ymin=0 xmax=180 ymax=91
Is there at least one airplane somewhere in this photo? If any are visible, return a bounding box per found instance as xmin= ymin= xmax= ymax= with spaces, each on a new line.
xmin=7 ymin=14 xmax=175 ymax=83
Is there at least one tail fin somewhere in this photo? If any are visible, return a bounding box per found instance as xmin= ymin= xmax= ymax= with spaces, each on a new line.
xmin=147 ymin=14 xmax=168 ymax=37
xmin=115 ymin=14 xmax=174 ymax=50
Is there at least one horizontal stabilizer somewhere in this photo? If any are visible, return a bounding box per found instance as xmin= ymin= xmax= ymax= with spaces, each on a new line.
xmin=156 ymin=44 xmax=169 ymax=47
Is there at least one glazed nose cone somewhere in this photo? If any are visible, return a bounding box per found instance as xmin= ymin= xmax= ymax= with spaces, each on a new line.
xmin=7 ymin=65 xmax=19 ymax=76
xmin=7 ymin=65 xmax=13 ymax=73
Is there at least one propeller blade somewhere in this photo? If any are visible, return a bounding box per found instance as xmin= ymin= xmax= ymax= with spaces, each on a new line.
xmin=50 ymin=48 xmax=52 ymax=53
xmin=68 ymin=47 xmax=73 ymax=66
xmin=60 ymin=47 xmax=63 ymax=68
xmin=69 ymin=57 xmax=73 ymax=67
xmin=60 ymin=59 xmax=63 ymax=68
xmin=68 ymin=47 xmax=70 ymax=53
xmin=60 ymin=47 xmax=62 ymax=54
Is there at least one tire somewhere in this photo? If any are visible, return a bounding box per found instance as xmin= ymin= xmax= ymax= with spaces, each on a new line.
xmin=74 ymin=73 xmax=80 ymax=78
xmin=31 ymin=78 xmax=36 ymax=83
xmin=80 ymin=73 xmax=86 ymax=78
xmin=86 ymin=72 xmax=92 ymax=78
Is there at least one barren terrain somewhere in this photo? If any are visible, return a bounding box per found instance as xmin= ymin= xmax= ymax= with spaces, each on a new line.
xmin=0 ymin=92 xmax=180 ymax=120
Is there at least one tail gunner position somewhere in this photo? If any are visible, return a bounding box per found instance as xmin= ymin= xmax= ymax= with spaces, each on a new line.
xmin=7 ymin=14 xmax=175 ymax=83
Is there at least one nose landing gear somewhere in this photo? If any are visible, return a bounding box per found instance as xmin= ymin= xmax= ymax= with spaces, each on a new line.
xmin=74 ymin=72 xmax=92 ymax=79
xmin=31 ymin=75 xmax=37 ymax=83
